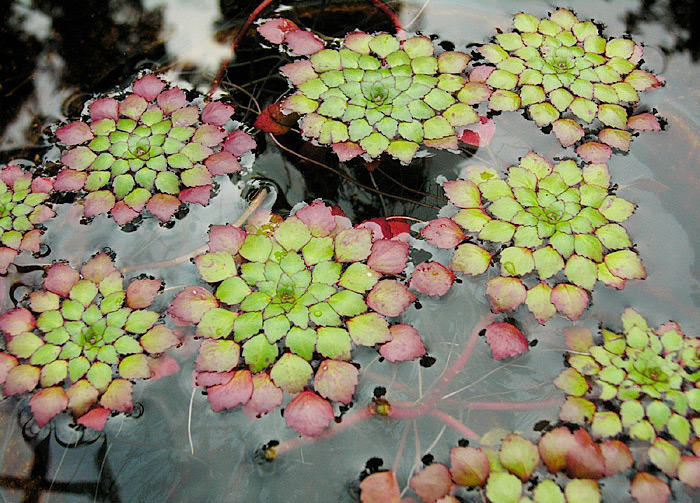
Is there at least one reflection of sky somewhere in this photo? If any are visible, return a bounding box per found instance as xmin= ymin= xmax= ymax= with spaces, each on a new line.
xmin=143 ymin=0 xmax=230 ymax=72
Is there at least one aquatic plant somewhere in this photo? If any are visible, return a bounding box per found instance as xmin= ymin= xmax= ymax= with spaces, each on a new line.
xmin=555 ymin=309 xmax=700 ymax=492
xmin=478 ymin=8 xmax=663 ymax=155
xmin=168 ymin=200 xmax=428 ymax=436
xmin=54 ymin=73 xmax=256 ymax=226
xmin=423 ymin=151 xmax=645 ymax=323
xmin=0 ymin=163 xmax=55 ymax=273
xmin=0 ymin=252 xmax=179 ymax=430
xmin=256 ymin=20 xmax=482 ymax=163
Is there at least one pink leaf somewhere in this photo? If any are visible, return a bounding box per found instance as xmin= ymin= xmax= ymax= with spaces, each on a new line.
xmin=196 ymin=371 xmax=234 ymax=387
xmin=280 ymin=60 xmax=318 ymax=86
xmin=360 ymin=471 xmax=401 ymax=503
xmin=409 ymin=463 xmax=452 ymax=503
xmin=205 ymin=151 xmax=242 ymax=176
xmin=44 ymin=262 xmax=80 ymax=297
xmin=168 ymin=286 xmax=219 ymax=325
xmin=599 ymin=128 xmax=631 ymax=151
xmin=56 ymin=122 xmax=94 ymax=145
xmin=284 ymin=391 xmax=334 ymax=437
xmin=242 ymin=372 xmax=284 ymax=419
xmin=208 ymin=225 xmax=246 ymax=254
xmin=29 ymin=387 xmax=68 ymax=428
xmin=539 ymin=426 xmax=576 ymax=473
xmin=257 ymin=18 xmax=299 ymax=44
xmin=31 ymin=176 xmax=54 ymax=193
xmin=600 ymin=440 xmax=633 ymax=476
xmin=565 ymin=428 xmax=606 ymax=479
xmin=630 ymin=473 xmax=670 ymax=503
xmin=628 ymin=113 xmax=661 ymax=131
xmin=66 ymin=379 xmax=99 ymax=416
xmin=678 ymin=456 xmax=700 ymax=488
xmin=285 ymin=30 xmax=325 ymax=56
xmin=223 ymin=130 xmax=257 ymax=156
xmin=207 ymin=369 xmax=253 ymax=412
xmin=0 ymin=307 xmax=36 ymax=337
xmin=551 ymin=283 xmax=589 ymax=321
xmin=314 ymin=359 xmax=359 ymax=404
xmin=147 ymin=353 xmax=180 ymax=380
xmin=145 ymin=193 xmax=180 ymax=222
xmin=0 ymin=247 xmax=17 ymax=273
xmin=331 ymin=142 xmax=364 ymax=161
xmin=0 ymin=164 xmax=25 ymax=185
xmin=379 ymin=324 xmax=426 ymax=362
xmin=366 ymin=280 xmax=416 ymax=317
xmin=366 ymin=239 xmax=409 ymax=274
xmin=459 ymin=116 xmax=496 ymax=147
xmin=76 ymin=407 xmax=111 ymax=431
xmin=421 ymin=217 xmax=466 ymax=248
xmin=89 ymin=97 xmax=119 ymax=121
xmin=484 ymin=321 xmax=528 ymax=360
xmin=485 ymin=277 xmax=526 ymax=312
xmin=0 ymin=353 xmax=18 ymax=384
xmin=179 ymin=186 xmax=212 ymax=205
xmin=156 ymin=87 xmax=186 ymax=114
xmin=450 ymin=446 xmax=490 ymax=486
xmin=111 ymin=201 xmax=140 ymax=225
xmin=126 ymin=279 xmax=162 ymax=309
xmin=54 ymin=169 xmax=87 ymax=190
xmin=119 ymin=94 xmax=147 ymax=120
xmin=469 ymin=65 xmax=495 ymax=83
xmin=295 ymin=200 xmax=336 ymax=237
xmin=84 ymin=190 xmax=116 ymax=217
xmin=133 ymin=74 xmax=166 ymax=102
xmin=172 ymin=105 xmax=200 ymax=127
xmin=201 ymin=101 xmax=235 ymax=125
xmin=576 ymin=141 xmax=612 ymax=163
xmin=409 ymin=261 xmax=455 ymax=296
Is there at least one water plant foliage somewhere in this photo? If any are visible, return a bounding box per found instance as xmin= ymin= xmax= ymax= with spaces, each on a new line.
xmin=54 ymin=73 xmax=256 ymax=226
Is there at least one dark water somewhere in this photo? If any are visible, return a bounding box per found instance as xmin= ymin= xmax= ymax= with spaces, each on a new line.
xmin=0 ymin=0 xmax=698 ymax=501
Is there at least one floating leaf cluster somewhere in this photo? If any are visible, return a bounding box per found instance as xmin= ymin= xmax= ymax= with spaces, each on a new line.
xmin=168 ymin=201 xmax=429 ymax=436
xmin=54 ymin=73 xmax=256 ymax=226
xmin=0 ymin=163 xmax=55 ymax=273
xmin=422 ymin=151 xmax=645 ymax=322
xmin=361 ymin=428 xmax=639 ymax=503
xmin=0 ymin=252 xmax=179 ymax=430
xmin=554 ymin=309 xmax=700 ymax=492
xmin=478 ymin=8 xmax=663 ymax=155
xmin=257 ymin=20 xmax=485 ymax=163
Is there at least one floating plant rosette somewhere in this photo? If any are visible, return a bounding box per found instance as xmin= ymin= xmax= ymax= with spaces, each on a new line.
xmin=0 ymin=252 xmax=180 ymax=430
xmin=168 ymin=200 xmax=431 ymax=437
xmin=0 ymin=162 xmax=55 ymax=273
xmin=422 ymin=152 xmax=646 ymax=323
xmin=53 ymin=73 xmax=256 ymax=226
xmin=478 ymin=8 xmax=663 ymax=157
xmin=555 ymin=309 xmax=700 ymax=492
xmin=256 ymin=19 xmax=487 ymax=163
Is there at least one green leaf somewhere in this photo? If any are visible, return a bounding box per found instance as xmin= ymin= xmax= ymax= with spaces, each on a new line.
xmin=196 ymin=308 xmax=237 ymax=339
xmin=328 ymin=290 xmax=368 ymax=317
xmin=338 ymin=262 xmax=380 ymax=292
xmin=286 ymin=326 xmax=317 ymax=360
xmin=485 ymin=472 xmax=521 ymax=503
xmin=316 ymin=327 xmax=351 ymax=360
xmin=239 ymin=234 xmax=272 ymax=263
xmin=86 ymin=361 xmax=112 ymax=391
xmin=242 ymin=333 xmax=278 ymax=373
xmin=233 ymin=311 xmax=262 ymax=342
xmin=263 ymin=314 xmax=291 ymax=343
xmin=270 ymin=353 xmax=313 ymax=394
xmin=124 ymin=310 xmax=159 ymax=334
xmin=215 ymin=277 xmax=251 ymax=305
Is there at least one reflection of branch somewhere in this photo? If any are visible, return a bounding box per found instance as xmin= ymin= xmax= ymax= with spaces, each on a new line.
xmin=119 ymin=189 xmax=268 ymax=274
xmin=375 ymin=166 xmax=448 ymax=203
xmin=267 ymin=134 xmax=441 ymax=210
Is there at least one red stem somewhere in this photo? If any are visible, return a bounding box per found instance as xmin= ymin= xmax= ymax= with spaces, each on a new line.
xmin=429 ymin=410 xmax=480 ymax=440
xmin=209 ymin=0 xmax=277 ymax=98
xmin=368 ymin=0 xmax=404 ymax=36
xmin=463 ymin=398 xmax=562 ymax=411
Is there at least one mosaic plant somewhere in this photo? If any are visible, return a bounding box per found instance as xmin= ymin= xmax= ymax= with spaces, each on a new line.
xmin=0 ymin=252 xmax=180 ymax=430
xmin=478 ymin=8 xmax=663 ymax=155
xmin=256 ymin=19 xmax=486 ymax=163
xmin=554 ymin=309 xmax=700 ymax=492
xmin=54 ymin=73 xmax=256 ymax=226
xmin=0 ymin=163 xmax=55 ymax=273
xmin=421 ymin=151 xmax=646 ymax=323
xmin=168 ymin=200 xmax=430 ymax=436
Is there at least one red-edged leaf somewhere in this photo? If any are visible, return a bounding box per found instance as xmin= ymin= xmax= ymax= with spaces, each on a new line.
xmin=409 ymin=463 xmax=452 ymax=503
xmin=168 ymin=286 xmax=218 ymax=325
xmin=484 ymin=322 xmax=528 ymax=360
xmin=201 ymin=101 xmax=235 ymax=125
xmin=257 ymin=18 xmax=299 ymax=44
xmin=44 ymin=262 xmax=80 ymax=297
xmin=600 ymin=440 xmax=634 ymax=476
xmin=133 ymin=74 xmax=166 ymax=102
xmin=366 ymin=239 xmax=409 ymax=274
xmin=242 ymin=372 xmax=284 ymax=419
xmin=284 ymin=391 xmax=334 ymax=437
xmin=459 ymin=116 xmax=495 ymax=147
xmin=125 ymin=279 xmax=162 ymax=309
xmin=56 ymin=122 xmax=94 ymax=145
xmin=285 ymin=30 xmax=325 ymax=56
xmin=630 ymin=473 xmax=670 ymax=503
xmin=207 ymin=369 xmax=253 ymax=412
xmin=29 ymin=386 xmax=68 ymax=427
xmin=76 ymin=407 xmax=111 ymax=430
xmin=100 ymin=379 xmax=133 ymax=413
xmin=89 ymin=97 xmax=120 ymax=121
xmin=223 ymin=130 xmax=256 ymax=156
xmin=360 ymin=471 xmax=401 ymax=503
xmin=378 ymin=324 xmax=426 ymax=362
xmin=409 ymin=261 xmax=455 ymax=296
xmin=421 ymin=217 xmax=466 ymax=248
xmin=576 ymin=141 xmax=612 ymax=163
xmin=366 ymin=280 xmax=416 ymax=317
xmin=485 ymin=277 xmax=526 ymax=312
xmin=314 ymin=359 xmax=359 ymax=404
xmin=628 ymin=113 xmax=661 ymax=131
xmin=145 ymin=193 xmax=180 ymax=222
xmin=0 ymin=307 xmax=36 ymax=337
xmin=551 ymin=283 xmax=589 ymax=321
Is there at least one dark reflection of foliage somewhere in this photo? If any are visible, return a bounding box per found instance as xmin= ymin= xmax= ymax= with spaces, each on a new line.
xmin=33 ymin=0 xmax=165 ymax=96
xmin=615 ymin=0 xmax=700 ymax=60
xmin=0 ymin=2 xmax=42 ymax=137
xmin=219 ymin=0 xmax=445 ymax=221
